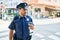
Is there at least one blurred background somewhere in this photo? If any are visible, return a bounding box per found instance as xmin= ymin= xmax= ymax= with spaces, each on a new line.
xmin=0 ymin=0 xmax=60 ymax=40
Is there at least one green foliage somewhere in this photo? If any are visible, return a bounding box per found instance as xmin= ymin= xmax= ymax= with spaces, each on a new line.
xmin=34 ymin=8 xmax=41 ymax=12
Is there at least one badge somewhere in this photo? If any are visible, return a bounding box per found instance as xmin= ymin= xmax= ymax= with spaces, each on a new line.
xmin=27 ymin=18 xmax=29 ymax=21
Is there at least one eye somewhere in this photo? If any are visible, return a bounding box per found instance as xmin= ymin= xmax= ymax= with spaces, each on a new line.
xmin=24 ymin=9 xmax=27 ymax=10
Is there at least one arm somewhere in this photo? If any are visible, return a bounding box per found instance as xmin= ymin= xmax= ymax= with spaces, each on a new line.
xmin=29 ymin=17 xmax=34 ymax=30
xmin=29 ymin=24 xmax=34 ymax=30
xmin=8 ymin=19 xmax=15 ymax=40
xmin=9 ymin=30 xmax=14 ymax=40
xmin=29 ymin=24 xmax=34 ymax=35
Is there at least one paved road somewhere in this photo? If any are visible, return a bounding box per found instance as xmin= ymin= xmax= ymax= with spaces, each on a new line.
xmin=31 ymin=23 xmax=60 ymax=40
xmin=0 ymin=20 xmax=60 ymax=40
xmin=0 ymin=20 xmax=9 ymax=40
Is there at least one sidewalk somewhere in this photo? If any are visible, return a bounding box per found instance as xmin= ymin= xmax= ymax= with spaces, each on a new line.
xmin=0 ymin=18 xmax=60 ymax=40
xmin=33 ymin=17 xmax=60 ymax=25
xmin=0 ymin=17 xmax=60 ymax=26
xmin=0 ymin=19 xmax=11 ymax=32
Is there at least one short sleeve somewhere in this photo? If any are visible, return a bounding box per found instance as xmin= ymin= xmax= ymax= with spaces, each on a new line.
xmin=8 ymin=20 xmax=15 ymax=30
xmin=30 ymin=18 xmax=34 ymax=25
xmin=28 ymin=17 xmax=34 ymax=26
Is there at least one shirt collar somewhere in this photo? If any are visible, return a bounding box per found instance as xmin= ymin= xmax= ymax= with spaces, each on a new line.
xmin=19 ymin=15 xmax=26 ymax=19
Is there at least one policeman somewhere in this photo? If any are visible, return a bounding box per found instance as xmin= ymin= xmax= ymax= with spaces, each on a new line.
xmin=8 ymin=3 xmax=34 ymax=40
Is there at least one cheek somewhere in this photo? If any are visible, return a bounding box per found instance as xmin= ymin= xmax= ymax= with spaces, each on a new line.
xmin=23 ymin=11 xmax=26 ymax=13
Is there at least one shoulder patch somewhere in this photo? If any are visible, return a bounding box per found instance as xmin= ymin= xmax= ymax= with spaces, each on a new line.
xmin=26 ymin=18 xmax=29 ymax=21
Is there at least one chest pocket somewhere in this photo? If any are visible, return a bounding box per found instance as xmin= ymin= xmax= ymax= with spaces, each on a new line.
xmin=14 ymin=19 xmax=22 ymax=32
xmin=23 ymin=18 xmax=29 ymax=27
xmin=26 ymin=18 xmax=31 ymax=26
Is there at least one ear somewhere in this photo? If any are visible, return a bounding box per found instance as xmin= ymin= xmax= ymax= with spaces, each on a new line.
xmin=18 ymin=9 xmax=21 ymax=11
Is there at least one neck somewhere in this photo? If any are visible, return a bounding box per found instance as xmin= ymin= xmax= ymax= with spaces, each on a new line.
xmin=19 ymin=14 xmax=23 ymax=17
xmin=19 ymin=14 xmax=25 ymax=17
xmin=19 ymin=12 xmax=26 ymax=17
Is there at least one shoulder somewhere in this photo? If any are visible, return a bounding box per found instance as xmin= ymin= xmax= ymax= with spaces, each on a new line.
xmin=26 ymin=15 xmax=33 ymax=22
xmin=12 ymin=16 xmax=19 ymax=22
xmin=26 ymin=15 xmax=32 ymax=19
xmin=13 ymin=16 xmax=19 ymax=20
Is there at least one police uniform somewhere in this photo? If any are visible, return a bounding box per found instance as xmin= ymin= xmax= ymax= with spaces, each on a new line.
xmin=8 ymin=3 xmax=34 ymax=40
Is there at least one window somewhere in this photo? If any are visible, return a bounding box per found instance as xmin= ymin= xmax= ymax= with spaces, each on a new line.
xmin=34 ymin=8 xmax=41 ymax=12
xmin=51 ymin=0 xmax=57 ymax=3
xmin=58 ymin=0 xmax=60 ymax=3
xmin=0 ymin=9 xmax=2 ymax=12
xmin=28 ymin=0 xmax=30 ymax=1
xmin=0 ymin=1 xmax=3 ymax=4
xmin=44 ymin=0 xmax=51 ymax=2
xmin=54 ymin=0 xmax=57 ymax=2
xmin=1 ymin=2 xmax=3 ymax=4
xmin=48 ymin=0 xmax=51 ymax=2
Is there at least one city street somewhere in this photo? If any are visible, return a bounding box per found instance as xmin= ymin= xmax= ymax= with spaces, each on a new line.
xmin=32 ymin=23 xmax=60 ymax=40
xmin=0 ymin=18 xmax=60 ymax=40
xmin=0 ymin=0 xmax=60 ymax=40
xmin=0 ymin=20 xmax=10 ymax=40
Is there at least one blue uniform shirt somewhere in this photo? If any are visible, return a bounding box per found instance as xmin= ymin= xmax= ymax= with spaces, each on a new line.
xmin=8 ymin=15 xmax=34 ymax=40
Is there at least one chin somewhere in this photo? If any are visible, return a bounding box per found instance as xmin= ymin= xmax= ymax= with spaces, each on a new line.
xmin=22 ymin=14 xmax=25 ymax=16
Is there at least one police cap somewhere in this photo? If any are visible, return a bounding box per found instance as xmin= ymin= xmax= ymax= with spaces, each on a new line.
xmin=16 ymin=3 xmax=28 ymax=9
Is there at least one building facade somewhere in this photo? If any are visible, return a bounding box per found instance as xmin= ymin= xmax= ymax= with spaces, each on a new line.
xmin=0 ymin=0 xmax=5 ymax=19
xmin=0 ymin=0 xmax=60 ymax=19
xmin=23 ymin=0 xmax=60 ymax=18
xmin=0 ymin=0 xmax=22 ymax=19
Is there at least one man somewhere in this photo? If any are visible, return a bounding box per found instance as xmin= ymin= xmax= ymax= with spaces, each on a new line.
xmin=8 ymin=3 xmax=34 ymax=40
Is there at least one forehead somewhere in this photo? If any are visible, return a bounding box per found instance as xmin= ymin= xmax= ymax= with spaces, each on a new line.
xmin=18 ymin=8 xmax=27 ymax=10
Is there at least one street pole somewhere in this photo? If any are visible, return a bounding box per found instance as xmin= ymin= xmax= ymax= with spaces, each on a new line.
xmin=2 ymin=8 xmax=3 ymax=20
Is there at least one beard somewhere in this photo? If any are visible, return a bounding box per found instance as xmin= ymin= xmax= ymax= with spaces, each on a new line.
xmin=20 ymin=13 xmax=26 ymax=17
